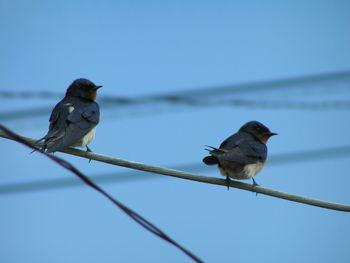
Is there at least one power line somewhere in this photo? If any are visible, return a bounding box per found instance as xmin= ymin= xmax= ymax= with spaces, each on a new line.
xmin=1 ymin=71 xmax=350 ymax=121
xmin=1 ymin=71 xmax=350 ymax=99
xmin=186 ymin=99 xmax=350 ymax=110
xmin=1 ymin=128 xmax=350 ymax=212
xmin=168 ymin=70 xmax=350 ymax=97
xmin=2 ymin=99 xmax=349 ymax=123
xmin=1 ymin=145 xmax=349 ymax=195
xmin=0 ymin=106 xmax=52 ymax=121
xmin=0 ymin=170 xmax=158 ymax=195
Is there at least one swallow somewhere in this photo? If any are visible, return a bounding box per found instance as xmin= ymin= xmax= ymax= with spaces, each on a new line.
xmin=37 ymin=78 xmax=102 ymax=154
xmin=202 ymin=121 xmax=277 ymax=189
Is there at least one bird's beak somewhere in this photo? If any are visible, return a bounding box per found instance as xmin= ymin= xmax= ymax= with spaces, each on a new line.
xmin=93 ymin=85 xmax=103 ymax=90
xmin=266 ymin=132 xmax=278 ymax=136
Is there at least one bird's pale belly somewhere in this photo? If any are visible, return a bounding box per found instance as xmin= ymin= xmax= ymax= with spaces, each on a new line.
xmin=218 ymin=161 xmax=265 ymax=180
xmin=72 ymin=127 xmax=96 ymax=147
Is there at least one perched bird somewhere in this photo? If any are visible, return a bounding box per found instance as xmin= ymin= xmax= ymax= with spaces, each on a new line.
xmin=202 ymin=121 xmax=277 ymax=188
xmin=37 ymin=78 xmax=102 ymax=154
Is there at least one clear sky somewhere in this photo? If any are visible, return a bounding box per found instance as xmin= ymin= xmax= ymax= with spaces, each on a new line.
xmin=1 ymin=1 xmax=350 ymax=262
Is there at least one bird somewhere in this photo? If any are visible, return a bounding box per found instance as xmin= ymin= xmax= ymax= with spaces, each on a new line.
xmin=37 ymin=78 xmax=102 ymax=154
xmin=202 ymin=121 xmax=277 ymax=189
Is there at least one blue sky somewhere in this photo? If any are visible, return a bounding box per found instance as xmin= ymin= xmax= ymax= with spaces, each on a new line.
xmin=1 ymin=1 xmax=350 ymax=262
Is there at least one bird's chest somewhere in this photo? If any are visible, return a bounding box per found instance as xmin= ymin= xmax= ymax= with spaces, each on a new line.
xmin=72 ymin=127 xmax=96 ymax=147
xmin=218 ymin=161 xmax=265 ymax=180
xmin=242 ymin=162 xmax=265 ymax=178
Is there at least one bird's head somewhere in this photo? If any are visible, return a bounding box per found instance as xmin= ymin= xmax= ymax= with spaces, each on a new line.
xmin=239 ymin=121 xmax=277 ymax=144
xmin=66 ymin=78 xmax=102 ymax=101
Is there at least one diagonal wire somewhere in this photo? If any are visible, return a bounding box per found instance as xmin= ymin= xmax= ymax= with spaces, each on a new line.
xmin=1 ymin=145 xmax=350 ymax=195
xmin=0 ymin=125 xmax=204 ymax=263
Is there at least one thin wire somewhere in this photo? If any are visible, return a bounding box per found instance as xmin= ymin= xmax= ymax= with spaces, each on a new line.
xmin=1 ymin=71 xmax=350 ymax=121
xmin=1 ymin=129 xmax=350 ymax=212
xmin=1 ymin=145 xmax=350 ymax=195
xmin=1 ymin=70 xmax=350 ymax=99
xmin=204 ymin=100 xmax=350 ymax=110
xmin=1 ymin=99 xmax=350 ymax=124
xmin=0 ymin=125 xmax=204 ymax=263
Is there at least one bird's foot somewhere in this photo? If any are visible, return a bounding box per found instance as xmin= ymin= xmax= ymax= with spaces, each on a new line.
xmin=225 ymin=176 xmax=231 ymax=191
xmin=252 ymin=178 xmax=259 ymax=196
xmin=30 ymin=144 xmax=46 ymax=154
xmin=86 ymin=146 xmax=93 ymax=163
xmin=30 ymin=149 xmax=37 ymax=154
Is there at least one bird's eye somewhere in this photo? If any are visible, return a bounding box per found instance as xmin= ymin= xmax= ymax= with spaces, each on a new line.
xmin=256 ymin=126 xmax=262 ymax=131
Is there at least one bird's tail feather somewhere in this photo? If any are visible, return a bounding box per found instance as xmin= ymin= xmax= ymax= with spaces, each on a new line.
xmin=204 ymin=145 xmax=218 ymax=151
xmin=202 ymin=156 xmax=218 ymax=165
xmin=205 ymin=145 xmax=229 ymax=154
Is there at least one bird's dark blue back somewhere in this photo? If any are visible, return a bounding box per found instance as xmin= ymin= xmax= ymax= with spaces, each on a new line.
xmin=212 ymin=131 xmax=268 ymax=164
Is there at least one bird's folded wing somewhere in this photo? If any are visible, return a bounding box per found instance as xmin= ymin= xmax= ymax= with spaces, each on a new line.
xmin=239 ymin=140 xmax=267 ymax=159
xmin=210 ymin=146 xmax=260 ymax=164
xmin=46 ymin=104 xmax=99 ymax=152
xmin=40 ymin=102 xmax=71 ymax=142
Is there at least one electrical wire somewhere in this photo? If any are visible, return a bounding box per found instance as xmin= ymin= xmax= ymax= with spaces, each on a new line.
xmin=1 ymin=71 xmax=350 ymax=122
xmin=1 ymin=70 xmax=350 ymax=99
xmin=0 ymin=125 xmax=204 ymax=263
xmin=1 ymin=128 xmax=350 ymax=212
xmin=1 ymin=145 xmax=349 ymax=195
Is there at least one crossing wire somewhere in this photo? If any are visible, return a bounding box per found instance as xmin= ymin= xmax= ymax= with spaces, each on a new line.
xmin=0 ymin=125 xmax=204 ymax=263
